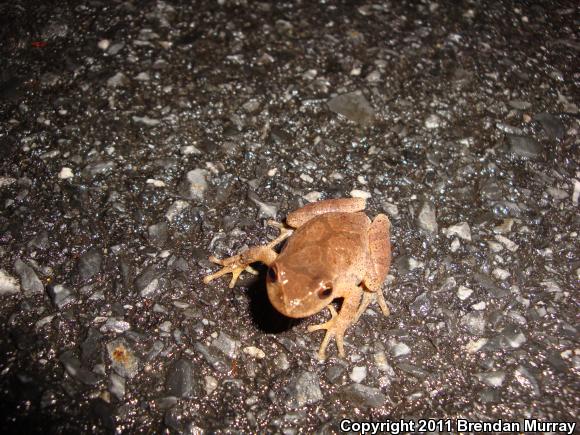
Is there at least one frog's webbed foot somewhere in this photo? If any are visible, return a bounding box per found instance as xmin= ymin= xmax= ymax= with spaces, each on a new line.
xmin=203 ymin=222 xmax=290 ymax=288
xmin=307 ymin=306 xmax=345 ymax=360
xmin=203 ymin=254 xmax=259 ymax=288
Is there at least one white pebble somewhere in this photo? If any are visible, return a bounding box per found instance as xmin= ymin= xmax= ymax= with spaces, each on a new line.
xmin=443 ymin=222 xmax=472 ymax=241
xmin=242 ymin=346 xmax=265 ymax=359
xmin=146 ymin=179 xmax=166 ymax=187
xmin=357 ymin=175 xmax=367 ymax=185
xmin=98 ymin=39 xmax=111 ymax=50
xmin=303 ymin=191 xmax=322 ymax=203
xmin=424 ymin=114 xmax=441 ymax=129
xmin=0 ymin=270 xmax=20 ymax=295
xmin=350 ymin=189 xmax=371 ymax=199
xmin=450 ymin=238 xmax=461 ymax=252
xmin=492 ymin=268 xmax=511 ymax=280
xmin=181 ymin=145 xmax=201 ymax=155
xmin=300 ymin=173 xmax=313 ymax=183
xmin=471 ymin=301 xmax=486 ymax=311
xmin=495 ymin=234 xmax=518 ymax=252
xmin=267 ymin=168 xmax=278 ymax=177
xmin=457 ymin=285 xmax=473 ymax=300
xmin=464 ymin=338 xmax=488 ymax=353
xmin=58 ymin=167 xmax=74 ymax=179
xmin=349 ymin=366 xmax=367 ymax=383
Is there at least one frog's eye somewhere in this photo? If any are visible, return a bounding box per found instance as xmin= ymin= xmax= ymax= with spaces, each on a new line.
xmin=267 ymin=266 xmax=278 ymax=282
xmin=318 ymin=286 xmax=333 ymax=299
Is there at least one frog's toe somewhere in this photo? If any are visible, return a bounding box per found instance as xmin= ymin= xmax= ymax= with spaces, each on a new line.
xmin=307 ymin=306 xmax=346 ymax=360
xmin=204 ymin=254 xmax=247 ymax=287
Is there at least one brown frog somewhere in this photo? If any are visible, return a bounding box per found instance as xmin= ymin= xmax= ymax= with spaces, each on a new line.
xmin=203 ymin=197 xmax=392 ymax=359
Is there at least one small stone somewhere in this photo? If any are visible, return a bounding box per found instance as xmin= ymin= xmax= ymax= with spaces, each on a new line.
xmin=493 ymin=218 xmax=514 ymax=234
xmin=289 ymin=371 xmax=323 ymax=406
xmin=59 ymin=350 xmax=100 ymax=385
xmin=303 ymin=191 xmax=322 ymax=203
xmin=450 ymin=238 xmax=461 ymax=252
xmin=350 ymin=189 xmax=371 ymax=199
xmin=183 ymin=169 xmax=208 ymax=200
xmin=109 ymin=373 xmax=125 ymax=399
xmin=534 ymin=113 xmax=565 ymax=139
xmin=78 ymin=248 xmax=102 ymax=280
xmin=97 ymin=39 xmax=111 ymax=50
xmin=492 ymin=268 xmax=511 ymax=280
xmin=211 ymin=332 xmax=239 ymax=358
xmin=204 ymin=375 xmax=218 ymax=395
xmin=366 ymin=70 xmax=381 ymax=82
xmin=464 ymin=338 xmax=488 ymax=353
xmin=99 ymin=318 xmax=131 ymax=334
xmin=471 ymin=301 xmax=486 ymax=311
xmin=135 ymin=72 xmax=150 ymax=81
xmin=0 ymin=270 xmax=20 ymax=295
xmin=349 ymin=366 xmax=367 ymax=383
xmin=248 ymin=191 xmax=278 ymax=218
xmin=106 ymin=338 xmax=139 ymax=378
xmin=389 ymin=340 xmax=411 ymax=357
xmin=461 ymin=312 xmax=486 ymax=336
xmin=14 ymin=259 xmax=43 ymax=295
xmin=506 ymin=135 xmax=543 ymax=158
xmin=166 ymin=359 xmax=197 ymax=398
xmin=135 ymin=265 xmax=160 ymax=298
xmin=180 ymin=145 xmax=202 ymax=155
xmin=382 ymin=202 xmax=398 ymax=218
xmin=242 ymin=99 xmax=260 ymax=113
xmin=571 ymin=179 xmax=579 ymax=205
xmin=165 ymin=200 xmax=190 ymax=222
xmin=502 ymin=326 xmax=527 ymax=348
xmin=457 ymin=285 xmax=473 ymax=300
xmin=508 ymin=100 xmax=531 ymax=110
xmin=47 ymin=284 xmax=73 ymax=308
xmin=148 ymin=222 xmax=168 ymax=248
xmin=339 ymin=384 xmax=387 ymax=408
xmin=58 ymin=167 xmax=74 ymax=179
xmin=424 ymin=114 xmax=441 ymax=129
xmin=242 ymin=346 xmax=265 ymax=359
xmin=547 ymin=187 xmax=568 ymax=200
xmin=327 ymin=91 xmax=375 ymax=125
xmin=107 ymin=72 xmax=128 ymax=88
xmin=146 ymin=179 xmax=166 ymax=187
xmin=514 ymin=365 xmax=540 ymax=396
xmin=476 ymin=371 xmax=505 ymax=387
xmin=300 ymin=173 xmax=314 ymax=183
xmin=417 ymin=202 xmax=438 ymax=234
xmin=0 ymin=177 xmax=17 ymax=188
xmin=494 ymin=235 xmax=518 ymax=252
xmin=443 ymin=222 xmax=472 ymax=241
xmin=132 ymin=116 xmax=160 ymax=126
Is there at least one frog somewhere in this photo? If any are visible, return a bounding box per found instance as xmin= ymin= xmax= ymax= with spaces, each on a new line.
xmin=203 ymin=197 xmax=392 ymax=360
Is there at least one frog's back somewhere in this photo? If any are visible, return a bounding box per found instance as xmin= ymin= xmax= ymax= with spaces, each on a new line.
xmin=279 ymin=212 xmax=370 ymax=279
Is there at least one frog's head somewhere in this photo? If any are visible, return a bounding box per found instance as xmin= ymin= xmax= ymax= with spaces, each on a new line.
xmin=266 ymin=261 xmax=335 ymax=318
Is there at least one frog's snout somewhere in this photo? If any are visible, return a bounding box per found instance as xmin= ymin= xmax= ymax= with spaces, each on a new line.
xmin=267 ymin=281 xmax=297 ymax=318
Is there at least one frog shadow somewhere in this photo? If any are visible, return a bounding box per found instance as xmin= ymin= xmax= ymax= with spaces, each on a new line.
xmin=244 ymin=266 xmax=304 ymax=334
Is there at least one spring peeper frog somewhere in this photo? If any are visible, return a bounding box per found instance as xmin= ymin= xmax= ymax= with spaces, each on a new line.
xmin=203 ymin=198 xmax=392 ymax=360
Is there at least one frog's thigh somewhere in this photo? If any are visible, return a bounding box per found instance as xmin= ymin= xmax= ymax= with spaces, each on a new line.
xmin=363 ymin=213 xmax=392 ymax=292
xmin=286 ymin=198 xmax=367 ymax=228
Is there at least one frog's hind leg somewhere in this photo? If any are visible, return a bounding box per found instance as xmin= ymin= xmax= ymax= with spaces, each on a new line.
xmin=204 ymin=221 xmax=291 ymax=288
xmin=362 ymin=214 xmax=392 ymax=317
xmin=286 ymin=198 xmax=366 ymax=227
xmin=353 ymin=289 xmax=389 ymax=323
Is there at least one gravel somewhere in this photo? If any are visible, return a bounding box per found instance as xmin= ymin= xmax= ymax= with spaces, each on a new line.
xmin=0 ymin=0 xmax=578 ymax=432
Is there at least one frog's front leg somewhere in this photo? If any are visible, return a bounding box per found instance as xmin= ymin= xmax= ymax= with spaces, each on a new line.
xmin=307 ymin=285 xmax=362 ymax=360
xmin=203 ymin=221 xmax=292 ymax=288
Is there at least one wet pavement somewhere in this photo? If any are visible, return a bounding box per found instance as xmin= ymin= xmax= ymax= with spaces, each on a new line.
xmin=1 ymin=0 xmax=579 ymax=433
